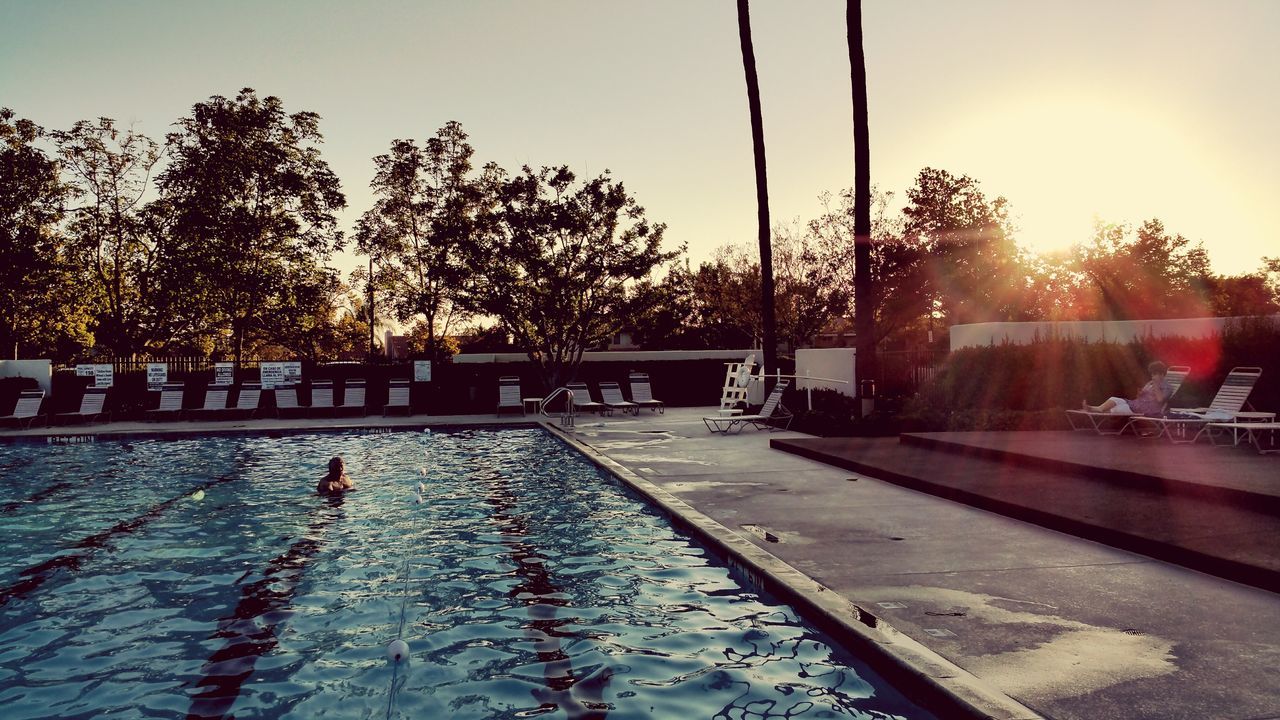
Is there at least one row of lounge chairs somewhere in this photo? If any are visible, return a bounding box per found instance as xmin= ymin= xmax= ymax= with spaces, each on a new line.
xmin=1065 ymin=366 xmax=1277 ymax=453
xmin=0 ymin=379 xmax=417 ymax=427
xmin=498 ymin=374 xmax=666 ymax=416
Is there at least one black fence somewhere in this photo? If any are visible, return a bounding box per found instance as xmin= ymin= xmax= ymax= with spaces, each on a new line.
xmin=876 ymin=349 xmax=948 ymax=397
xmin=29 ymin=356 xmax=787 ymax=422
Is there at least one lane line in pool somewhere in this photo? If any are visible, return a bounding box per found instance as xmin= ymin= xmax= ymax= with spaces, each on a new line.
xmin=185 ymin=493 xmax=346 ymax=720
xmin=482 ymin=470 xmax=613 ymax=719
xmin=383 ymin=507 xmax=420 ymax=719
xmin=0 ymin=481 xmax=74 ymax=513
xmin=0 ymin=474 xmax=238 ymax=608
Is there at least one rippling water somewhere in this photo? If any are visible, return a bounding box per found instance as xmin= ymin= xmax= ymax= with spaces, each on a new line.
xmin=0 ymin=429 xmax=932 ymax=719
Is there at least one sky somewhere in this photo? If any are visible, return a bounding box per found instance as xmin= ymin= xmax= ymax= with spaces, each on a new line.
xmin=2 ymin=0 xmax=1277 ymax=276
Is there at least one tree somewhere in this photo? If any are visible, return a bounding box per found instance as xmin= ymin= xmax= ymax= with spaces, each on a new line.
xmin=157 ymin=88 xmax=346 ymax=363
xmin=355 ymin=122 xmax=485 ymax=361
xmin=622 ymin=259 xmax=701 ymax=350
xmin=736 ymin=0 xmax=777 ymax=380
xmin=806 ymin=187 xmax=933 ymax=345
xmin=1074 ymin=218 xmax=1212 ymax=319
xmin=51 ymin=118 xmax=166 ymax=357
xmin=847 ymin=0 xmax=879 ymax=390
xmin=0 ymin=108 xmax=90 ymax=359
xmin=466 ymin=165 xmax=674 ymax=390
xmin=902 ymin=168 xmax=1022 ymax=325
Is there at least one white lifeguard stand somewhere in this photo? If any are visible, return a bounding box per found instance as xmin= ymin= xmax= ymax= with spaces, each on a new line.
xmin=718 ymin=354 xmax=757 ymax=414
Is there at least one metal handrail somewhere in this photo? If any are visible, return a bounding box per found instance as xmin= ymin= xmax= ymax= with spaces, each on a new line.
xmin=539 ymin=386 xmax=575 ymax=427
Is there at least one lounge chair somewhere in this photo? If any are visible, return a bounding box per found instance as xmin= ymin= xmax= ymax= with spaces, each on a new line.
xmin=1129 ymin=366 xmax=1264 ymax=443
xmin=628 ymin=372 xmax=664 ymax=413
xmin=193 ymin=384 xmax=231 ymax=419
xmin=53 ymin=387 xmax=110 ymax=425
xmin=704 ymin=379 xmax=793 ymax=434
xmin=384 ymin=379 xmax=411 ymax=416
xmin=275 ymin=383 xmax=306 ymax=418
xmin=1065 ymin=365 xmax=1191 ymax=435
xmin=497 ymin=376 xmax=524 ymax=416
xmin=335 ymin=379 xmax=366 ymax=417
xmin=598 ymin=381 xmax=638 ymax=415
xmin=1203 ymin=421 xmax=1280 ymax=454
xmin=211 ymin=382 xmax=262 ymax=420
xmin=145 ymin=382 xmax=185 ymax=421
xmin=0 ymin=390 xmax=45 ymax=429
xmin=309 ymin=380 xmax=336 ymax=417
xmin=566 ymin=382 xmax=608 ymax=415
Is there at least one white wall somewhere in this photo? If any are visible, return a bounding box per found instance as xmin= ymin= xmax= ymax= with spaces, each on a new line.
xmin=795 ymin=348 xmax=856 ymax=397
xmin=0 ymin=359 xmax=52 ymax=394
xmin=950 ymin=315 xmax=1280 ymax=350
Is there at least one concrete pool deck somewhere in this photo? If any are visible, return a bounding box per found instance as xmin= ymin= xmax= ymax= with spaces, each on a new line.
xmin=5 ymin=408 xmax=1279 ymax=719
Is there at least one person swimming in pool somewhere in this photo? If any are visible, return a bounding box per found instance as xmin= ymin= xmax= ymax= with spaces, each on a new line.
xmin=317 ymin=456 xmax=354 ymax=495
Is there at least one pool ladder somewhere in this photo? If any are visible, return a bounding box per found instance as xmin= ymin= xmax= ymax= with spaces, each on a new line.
xmin=539 ymin=387 xmax=576 ymax=427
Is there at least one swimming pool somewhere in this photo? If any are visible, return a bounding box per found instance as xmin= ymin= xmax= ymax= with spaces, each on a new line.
xmin=0 ymin=428 xmax=934 ymax=719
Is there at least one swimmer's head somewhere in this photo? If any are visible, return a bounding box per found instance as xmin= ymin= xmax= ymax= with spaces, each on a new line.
xmin=329 ymin=456 xmax=345 ymax=475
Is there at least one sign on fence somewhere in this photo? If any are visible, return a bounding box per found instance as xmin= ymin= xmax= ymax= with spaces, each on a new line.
xmin=75 ymin=364 xmax=95 ymax=377
xmin=93 ymin=364 xmax=114 ymax=388
xmin=259 ymin=362 xmax=284 ymax=389
xmin=284 ymin=361 xmax=302 ymax=383
xmin=414 ymin=360 xmax=432 ymax=382
xmin=146 ymin=363 xmax=168 ymax=391
xmin=214 ymin=362 xmax=234 ymax=386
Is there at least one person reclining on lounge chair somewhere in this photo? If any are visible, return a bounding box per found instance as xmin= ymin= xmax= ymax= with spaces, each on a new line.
xmin=1082 ymin=361 xmax=1172 ymax=416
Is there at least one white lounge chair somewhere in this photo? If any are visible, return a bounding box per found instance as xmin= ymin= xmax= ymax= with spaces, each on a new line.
xmin=566 ymin=382 xmax=608 ymax=415
xmin=54 ymin=387 xmax=110 ymax=425
xmin=598 ymin=381 xmax=638 ymax=415
xmin=310 ymin=380 xmax=335 ymax=417
xmin=1129 ymin=366 xmax=1264 ymax=443
xmin=191 ymin=384 xmax=230 ymax=419
xmin=335 ymin=379 xmax=366 ymax=417
xmin=0 ymin=390 xmax=44 ymax=429
xmin=1065 ymin=365 xmax=1191 ymax=435
xmin=628 ymin=372 xmax=664 ymax=413
xmin=146 ymin=382 xmax=185 ymax=421
xmin=704 ymin=379 xmax=793 ymax=434
xmin=384 ymin=379 xmax=411 ymax=416
xmin=212 ymin=382 xmax=262 ymax=420
xmin=275 ymin=383 xmax=304 ymax=418
xmin=497 ymin=376 xmax=524 ymax=416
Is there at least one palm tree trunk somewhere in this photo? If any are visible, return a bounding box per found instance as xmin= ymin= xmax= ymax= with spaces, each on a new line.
xmin=847 ymin=0 xmax=879 ymax=404
xmin=736 ymin=0 xmax=777 ymax=388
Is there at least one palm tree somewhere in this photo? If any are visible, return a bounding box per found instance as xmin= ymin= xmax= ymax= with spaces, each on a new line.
xmin=847 ymin=0 xmax=879 ymax=403
xmin=736 ymin=0 xmax=777 ymax=384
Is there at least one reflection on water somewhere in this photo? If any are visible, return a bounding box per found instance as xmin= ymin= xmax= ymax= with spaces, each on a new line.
xmin=0 ymin=430 xmax=931 ymax=720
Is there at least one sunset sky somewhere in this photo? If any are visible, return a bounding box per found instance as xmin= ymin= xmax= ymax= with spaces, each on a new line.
xmin=2 ymin=0 xmax=1276 ymax=276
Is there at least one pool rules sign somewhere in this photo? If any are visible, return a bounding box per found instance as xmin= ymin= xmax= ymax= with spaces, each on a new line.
xmin=146 ymin=363 xmax=168 ymax=391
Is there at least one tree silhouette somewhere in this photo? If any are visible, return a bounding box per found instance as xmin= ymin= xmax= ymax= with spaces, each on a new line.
xmin=737 ymin=0 xmax=777 ymax=383
xmin=157 ymin=89 xmax=346 ymax=364
xmin=847 ymin=0 xmax=879 ymax=392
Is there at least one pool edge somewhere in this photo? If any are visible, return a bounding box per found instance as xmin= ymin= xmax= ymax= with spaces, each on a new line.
xmin=541 ymin=421 xmax=1042 ymax=720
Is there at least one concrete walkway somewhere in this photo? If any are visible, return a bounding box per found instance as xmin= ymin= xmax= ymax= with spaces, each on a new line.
xmin=553 ymin=409 xmax=1280 ymax=720
xmin=6 ymin=408 xmax=1279 ymax=719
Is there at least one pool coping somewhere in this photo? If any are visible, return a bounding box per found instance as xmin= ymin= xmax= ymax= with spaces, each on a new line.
xmin=0 ymin=419 xmax=542 ymax=444
xmin=542 ymin=421 xmax=1042 ymax=720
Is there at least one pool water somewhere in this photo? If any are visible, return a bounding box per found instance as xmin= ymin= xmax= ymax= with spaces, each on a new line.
xmin=0 ymin=429 xmax=933 ymax=719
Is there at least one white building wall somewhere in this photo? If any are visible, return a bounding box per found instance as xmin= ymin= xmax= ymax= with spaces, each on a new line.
xmin=794 ymin=348 xmax=856 ymax=397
